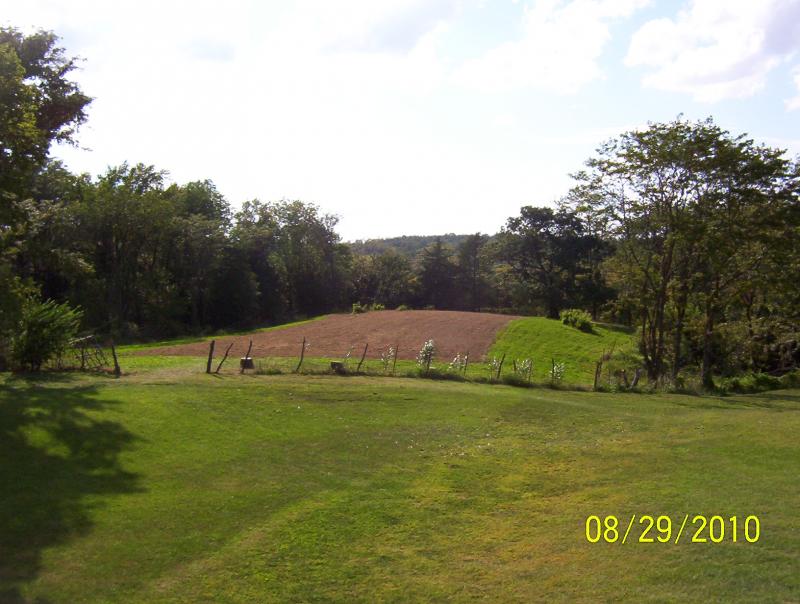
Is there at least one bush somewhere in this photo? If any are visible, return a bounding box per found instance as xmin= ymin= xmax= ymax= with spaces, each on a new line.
xmin=722 ymin=370 xmax=800 ymax=394
xmin=396 ymin=304 xmax=410 ymax=311
xmin=352 ymin=302 xmax=366 ymax=314
xmin=11 ymin=298 xmax=83 ymax=372
xmin=560 ymin=308 xmax=593 ymax=332
xmin=416 ymin=339 xmax=436 ymax=374
xmin=371 ymin=303 xmax=385 ymax=311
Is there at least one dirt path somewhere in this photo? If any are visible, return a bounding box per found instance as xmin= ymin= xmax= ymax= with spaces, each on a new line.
xmin=136 ymin=310 xmax=521 ymax=362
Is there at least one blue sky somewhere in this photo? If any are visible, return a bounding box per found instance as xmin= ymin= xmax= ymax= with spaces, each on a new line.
xmin=4 ymin=0 xmax=800 ymax=240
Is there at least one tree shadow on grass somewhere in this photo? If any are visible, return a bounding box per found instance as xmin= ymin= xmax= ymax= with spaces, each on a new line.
xmin=0 ymin=383 xmax=142 ymax=603
xmin=675 ymin=391 xmax=800 ymax=412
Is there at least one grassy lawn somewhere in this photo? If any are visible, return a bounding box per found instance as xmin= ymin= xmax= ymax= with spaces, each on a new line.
xmin=1 ymin=359 xmax=799 ymax=603
xmin=490 ymin=317 xmax=637 ymax=384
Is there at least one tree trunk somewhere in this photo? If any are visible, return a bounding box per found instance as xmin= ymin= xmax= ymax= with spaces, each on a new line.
xmin=700 ymin=305 xmax=715 ymax=389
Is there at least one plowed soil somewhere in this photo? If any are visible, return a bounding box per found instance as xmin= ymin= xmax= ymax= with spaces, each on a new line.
xmin=137 ymin=310 xmax=521 ymax=361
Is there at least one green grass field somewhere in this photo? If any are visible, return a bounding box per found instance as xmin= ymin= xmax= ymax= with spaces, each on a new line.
xmin=2 ymin=352 xmax=799 ymax=603
xmin=490 ymin=316 xmax=637 ymax=384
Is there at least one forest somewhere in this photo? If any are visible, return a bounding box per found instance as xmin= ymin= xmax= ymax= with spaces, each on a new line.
xmin=1 ymin=27 xmax=799 ymax=386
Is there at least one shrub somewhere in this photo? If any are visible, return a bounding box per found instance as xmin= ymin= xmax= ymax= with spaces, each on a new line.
xmin=560 ymin=308 xmax=593 ymax=332
xmin=448 ymin=353 xmax=467 ymax=373
xmin=549 ymin=360 xmax=566 ymax=384
xmin=417 ymin=339 xmax=436 ymax=374
xmin=11 ymin=298 xmax=83 ymax=372
xmin=396 ymin=304 xmax=410 ymax=311
xmin=380 ymin=346 xmax=396 ymax=373
xmin=352 ymin=302 xmax=366 ymax=314
xmin=371 ymin=303 xmax=386 ymax=311
xmin=513 ymin=358 xmax=533 ymax=382
xmin=486 ymin=356 xmax=502 ymax=381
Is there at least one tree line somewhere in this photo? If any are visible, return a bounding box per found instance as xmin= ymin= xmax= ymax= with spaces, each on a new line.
xmin=1 ymin=27 xmax=799 ymax=385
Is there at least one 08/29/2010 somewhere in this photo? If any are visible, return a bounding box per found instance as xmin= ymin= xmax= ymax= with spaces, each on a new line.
xmin=584 ymin=514 xmax=760 ymax=544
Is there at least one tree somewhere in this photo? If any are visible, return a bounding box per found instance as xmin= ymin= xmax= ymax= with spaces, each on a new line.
xmin=0 ymin=28 xmax=90 ymax=209
xmin=456 ymin=233 xmax=491 ymax=311
xmin=416 ymin=238 xmax=457 ymax=309
xmin=498 ymin=206 xmax=607 ymax=318
xmin=373 ymin=250 xmax=415 ymax=308
xmin=569 ymin=117 xmax=799 ymax=386
xmin=1 ymin=28 xmax=90 ymax=355
xmin=10 ymin=297 xmax=82 ymax=371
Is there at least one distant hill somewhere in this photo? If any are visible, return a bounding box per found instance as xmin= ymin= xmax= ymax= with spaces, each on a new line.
xmin=348 ymin=234 xmax=472 ymax=256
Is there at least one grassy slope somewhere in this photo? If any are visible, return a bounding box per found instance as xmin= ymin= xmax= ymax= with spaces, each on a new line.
xmin=490 ymin=317 xmax=637 ymax=384
xmin=2 ymin=361 xmax=799 ymax=603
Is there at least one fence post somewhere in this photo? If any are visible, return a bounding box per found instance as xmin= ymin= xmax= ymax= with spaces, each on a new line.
xmin=294 ymin=337 xmax=306 ymax=373
xmin=357 ymin=342 xmax=369 ymax=373
xmin=206 ymin=340 xmax=215 ymax=374
xmin=215 ymin=342 xmax=234 ymax=373
xmin=110 ymin=340 xmax=121 ymax=377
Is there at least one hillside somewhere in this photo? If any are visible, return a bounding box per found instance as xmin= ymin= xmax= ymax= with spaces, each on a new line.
xmin=490 ymin=317 xmax=637 ymax=384
xmin=348 ymin=234 xmax=474 ymax=256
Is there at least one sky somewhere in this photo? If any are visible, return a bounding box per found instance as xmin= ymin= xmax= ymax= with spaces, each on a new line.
xmin=4 ymin=0 xmax=800 ymax=240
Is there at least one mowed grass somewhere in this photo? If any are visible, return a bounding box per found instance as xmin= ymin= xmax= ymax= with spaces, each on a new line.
xmin=490 ymin=316 xmax=637 ymax=384
xmin=1 ymin=360 xmax=799 ymax=603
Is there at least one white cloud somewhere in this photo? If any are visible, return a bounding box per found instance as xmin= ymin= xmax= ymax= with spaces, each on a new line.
xmin=787 ymin=67 xmax=800 ymax=111
xmin=452 ymin=0 xmax=649 ymax=93
xmin=626 ymin=0 xmax=800 ymax=103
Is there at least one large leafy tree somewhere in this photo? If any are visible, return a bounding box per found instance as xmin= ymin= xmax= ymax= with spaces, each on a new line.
xmin=1 ymin=28 xmax=90 ymax=362
xmin=569 ymin=117 xmax=799 ymax=385
xmin=498 ymin=206 xmax=609 ymax=319
xmin=0 ymin=28 xmax=90 ymax=209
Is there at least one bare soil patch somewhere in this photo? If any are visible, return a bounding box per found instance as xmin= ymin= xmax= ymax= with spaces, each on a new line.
xmin=136 ymin=310 xmax=520 ymax=361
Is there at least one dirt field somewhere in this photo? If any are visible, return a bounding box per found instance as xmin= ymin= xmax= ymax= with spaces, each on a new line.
xmin=137 ymin=310 xmax=520 ymax=361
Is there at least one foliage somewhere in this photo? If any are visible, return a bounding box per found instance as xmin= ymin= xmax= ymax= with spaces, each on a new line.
xmin=352 ymin=302 xmax=366 ymax=314
xmin=447 ymin=353 xmax=468 ymax=373
xmin=486 ymin=356 xmax=502 ymax=380
xmin=549 ymin=361 xmax=566 ymax=384
xmin=568 ymin=116 xmax=800 ymax=387
xmin=0 ymin=28 xmax=90 ymax=208
xmin=721 ymin=370 xmax=800 ymax=394
xmin=513 ymin=358 xmax=533 ymax=381
xmin=380 ymin=346 xmax=396 ymax=373
xmin=416 ymin=238 xmax=457 ymax=310
xmin=10 ymin=298 xmax=82 ymax=371
xmin=560 ymin=308 xmax=593 ymax=332
xmin=416 ymin=339 xmax=436 ymax=374
xmin=498 ymin=207 xmax=612 ymax=318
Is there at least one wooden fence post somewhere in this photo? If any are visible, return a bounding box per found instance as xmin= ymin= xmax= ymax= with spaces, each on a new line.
xmin=206 ymin=340 xmax=215 ymax=374
xmin=357 ymin=343 xmax=369 ymax=373
xmin=294 ymin=337 xmax=306 ymax=373
xmin=215 ymin=342 xmax=234 ymax=374
xmin=392 ymin=343 xmax=399 ymax=376
xmin=110 ymin=339 xmax=121 ymax=377
xmin=496 ymin=352 xmax=506 ymax=381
